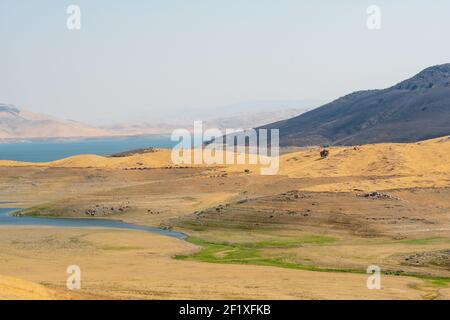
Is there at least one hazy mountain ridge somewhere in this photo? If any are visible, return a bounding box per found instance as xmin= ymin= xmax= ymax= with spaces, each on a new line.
xmin=101 ymin=100 xmax=321 ymax=135
xmin=0 ymin=102 xmax=313 ymax=140
xmin=261 ymin=64 xmax=450 ymax=147
xmin=105 ymin=107 xmax=309 ymax=135
xmin=0 ymin=104 xmax=111 ymax=140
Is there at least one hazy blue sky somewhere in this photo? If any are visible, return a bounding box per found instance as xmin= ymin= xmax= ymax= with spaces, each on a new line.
xmin=1 ymin=0 xmax=449 ymax=124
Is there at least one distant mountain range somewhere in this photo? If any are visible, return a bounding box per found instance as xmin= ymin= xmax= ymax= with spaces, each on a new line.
xmin=0 ymin=104 xmax=111 ymax=140
xmin=0 ymin=102 xmax=314 ymax=140
xmin=105 ymin=107 xmax=311 ymax=135
xmin=262 ymin=64 xmax=450 ymax=146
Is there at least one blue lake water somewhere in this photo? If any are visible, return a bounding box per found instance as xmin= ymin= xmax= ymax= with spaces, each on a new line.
xmin=0 ymin=208 xmax=186 ymax=239
xmin=0 ymin=136 xmax=176 ymax=162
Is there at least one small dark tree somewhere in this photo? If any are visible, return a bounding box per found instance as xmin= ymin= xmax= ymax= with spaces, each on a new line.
xmin=320 ymin=149 xmax=329 ymax=158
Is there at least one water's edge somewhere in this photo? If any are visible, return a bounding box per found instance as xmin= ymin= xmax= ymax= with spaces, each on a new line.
xmin=0 ymin=208 xmax=186 ymax=240
xmin=0 ymin=135 xmax=176 ymax=162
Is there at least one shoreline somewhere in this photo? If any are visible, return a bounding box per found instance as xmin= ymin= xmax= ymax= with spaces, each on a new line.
xmin=0 ymin=208 xmax=187 ymax=240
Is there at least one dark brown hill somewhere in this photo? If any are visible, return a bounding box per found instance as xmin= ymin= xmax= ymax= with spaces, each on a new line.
xmin=261 ymin=64 xmax=450 ymax=146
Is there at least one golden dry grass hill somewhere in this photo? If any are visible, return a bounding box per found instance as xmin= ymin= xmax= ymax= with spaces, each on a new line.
xmin=2 ymin=136 xmax=450 ymax=195
xmin=279 ymin=136 xmax=450 ymax=178
xmin=219 ymin=136 xmax=450 ymax=192
xmin=2 ymin=135 xmax=450 ymax=174
xmin=0 ymin=149 xmax=174 ymax=169
xmin=0 ymin=275 xmax=55 ymax=300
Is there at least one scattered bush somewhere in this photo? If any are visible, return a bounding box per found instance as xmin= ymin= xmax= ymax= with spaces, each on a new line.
xmin=320 ymin=149 xmax=330 ymax=158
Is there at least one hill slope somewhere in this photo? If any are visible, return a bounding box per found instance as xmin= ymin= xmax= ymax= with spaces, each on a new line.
xmin=275 ymin=136 xmax=450 ymax=191
xmin=3 ymin=136 xmax=450 ymax=192
xmin=0 ymin=275 xmax=55 ymax=300
xmin=262 ymin=64 xmax=450 ymax=146
xmin=0 ymin=104 xmax=111 ymax=139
